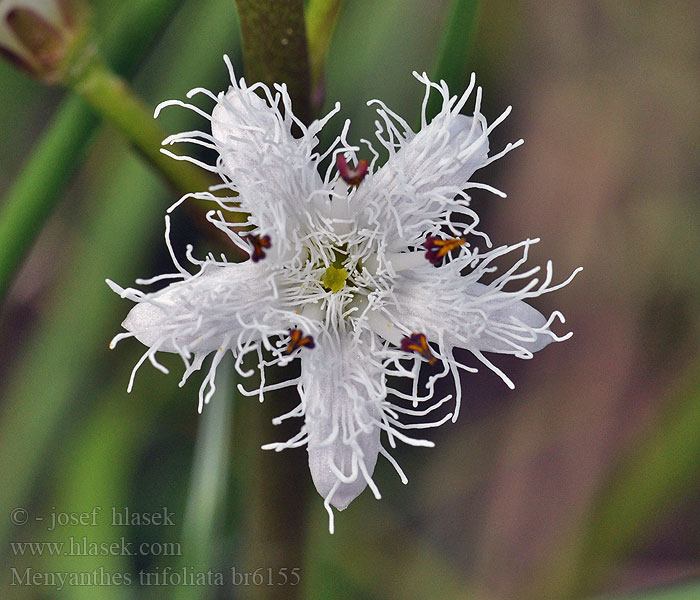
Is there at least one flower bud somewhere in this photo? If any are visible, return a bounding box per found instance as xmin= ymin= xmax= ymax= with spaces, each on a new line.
xmin=0 ymin=0 xmax=89 ymax=83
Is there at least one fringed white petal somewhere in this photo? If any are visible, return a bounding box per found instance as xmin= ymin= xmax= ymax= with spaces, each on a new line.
xmin=370 ymin=112 xmax=488 ymax=199
xmin=395 ymin=274 xmax=553 ymax=356
xmin=210 ymin=83 xmax=330 ymax=254
xmin=116 ymin=260 xmax=283 ymax=353
xmin=156 ymin=57 xmax=341 ymax=258
xmin=108 ymin=258 xmax=319 ymax=411
xmin=301 ymin=332 xmax=384 ymax=511
xmin=351 ymin=72 xmax=519 ymax=244
xmin=386 ymin=240 xmax=580 ymax=386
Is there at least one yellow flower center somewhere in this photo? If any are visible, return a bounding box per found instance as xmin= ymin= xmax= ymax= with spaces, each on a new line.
xmin=322 ymin=265 xmax=348 ymax=293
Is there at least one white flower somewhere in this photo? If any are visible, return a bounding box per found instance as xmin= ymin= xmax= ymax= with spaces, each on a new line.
xmin=108 ymin=56 xmax=580 ymax=532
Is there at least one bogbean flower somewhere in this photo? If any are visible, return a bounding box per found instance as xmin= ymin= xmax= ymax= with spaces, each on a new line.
xmin=108 ymin=56 xmax=580 ymax=532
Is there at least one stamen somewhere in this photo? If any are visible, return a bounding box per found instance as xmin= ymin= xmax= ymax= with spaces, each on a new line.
xmin=401 ymin=333 xmax=438 ymax=366
xmin=243 ymin=233 xmax=271 ymax=262
xmin=284 ymin=329 xmax=315 ymax=355
xmin=336 ymin=153 xmax=369 ymax=186
xmin=422 ymin=236 xmax=466 ymax=265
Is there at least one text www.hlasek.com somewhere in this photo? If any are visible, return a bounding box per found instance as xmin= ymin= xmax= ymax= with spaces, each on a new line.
xmin=10 ymin=537 xmax=181 ymax=557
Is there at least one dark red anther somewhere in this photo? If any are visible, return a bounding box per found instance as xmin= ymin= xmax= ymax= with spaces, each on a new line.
xmin=401 ymin=333 xmax=438 ymax=366
xmin=336 ymin=154 xmax=369 ymax=186
xmin=284 ymin=329 xmax=315 ymax=355
xmin=422 ymin=236 xmax=466 ymax=265
xmin=243 ymin=233 xmax=271 ymax=262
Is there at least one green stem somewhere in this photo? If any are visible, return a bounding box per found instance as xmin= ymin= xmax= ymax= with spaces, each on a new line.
xmin=231 ymin=4 xmax=313 ymax=597
xmin=0 ymin=95 xmax=97 ymax=303
xmin=72 ymin=59 xmax=215 ymax=197
xmin=69 ymin=56 xmax=247 ymax=250
xmin=235 ymin=0 xmax=311 ymax=124
xmin=305 ymin=0 xmax=345 ymax=111
xmin=0 ymin=0 xmax=185 ymax=302
xmin=234 ymin=391 xmax=309 ymax=600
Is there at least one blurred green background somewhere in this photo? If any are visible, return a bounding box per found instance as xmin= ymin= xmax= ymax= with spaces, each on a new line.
xmin=1 ymin=1 xmax=699 ymax=599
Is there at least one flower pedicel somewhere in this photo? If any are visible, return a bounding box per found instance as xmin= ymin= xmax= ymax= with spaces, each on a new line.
xmin=107 ymin=56 xmax=580 ymax=532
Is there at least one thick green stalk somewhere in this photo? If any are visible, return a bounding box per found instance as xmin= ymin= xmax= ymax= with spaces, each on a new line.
xmin=235 ymin=0 xmax=311 ymax=124
xmin=72 ymin=59 xmax=215 ymax=196
xmin=234 ymin=390 xmax=310 ymax=600
xmin=232 ymin=4 xmax=313 ymax=599
xmin=0 ymin=0 xmax=185 ymax=302
xmin=427 ymin=0 xmax=480 ymax=121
